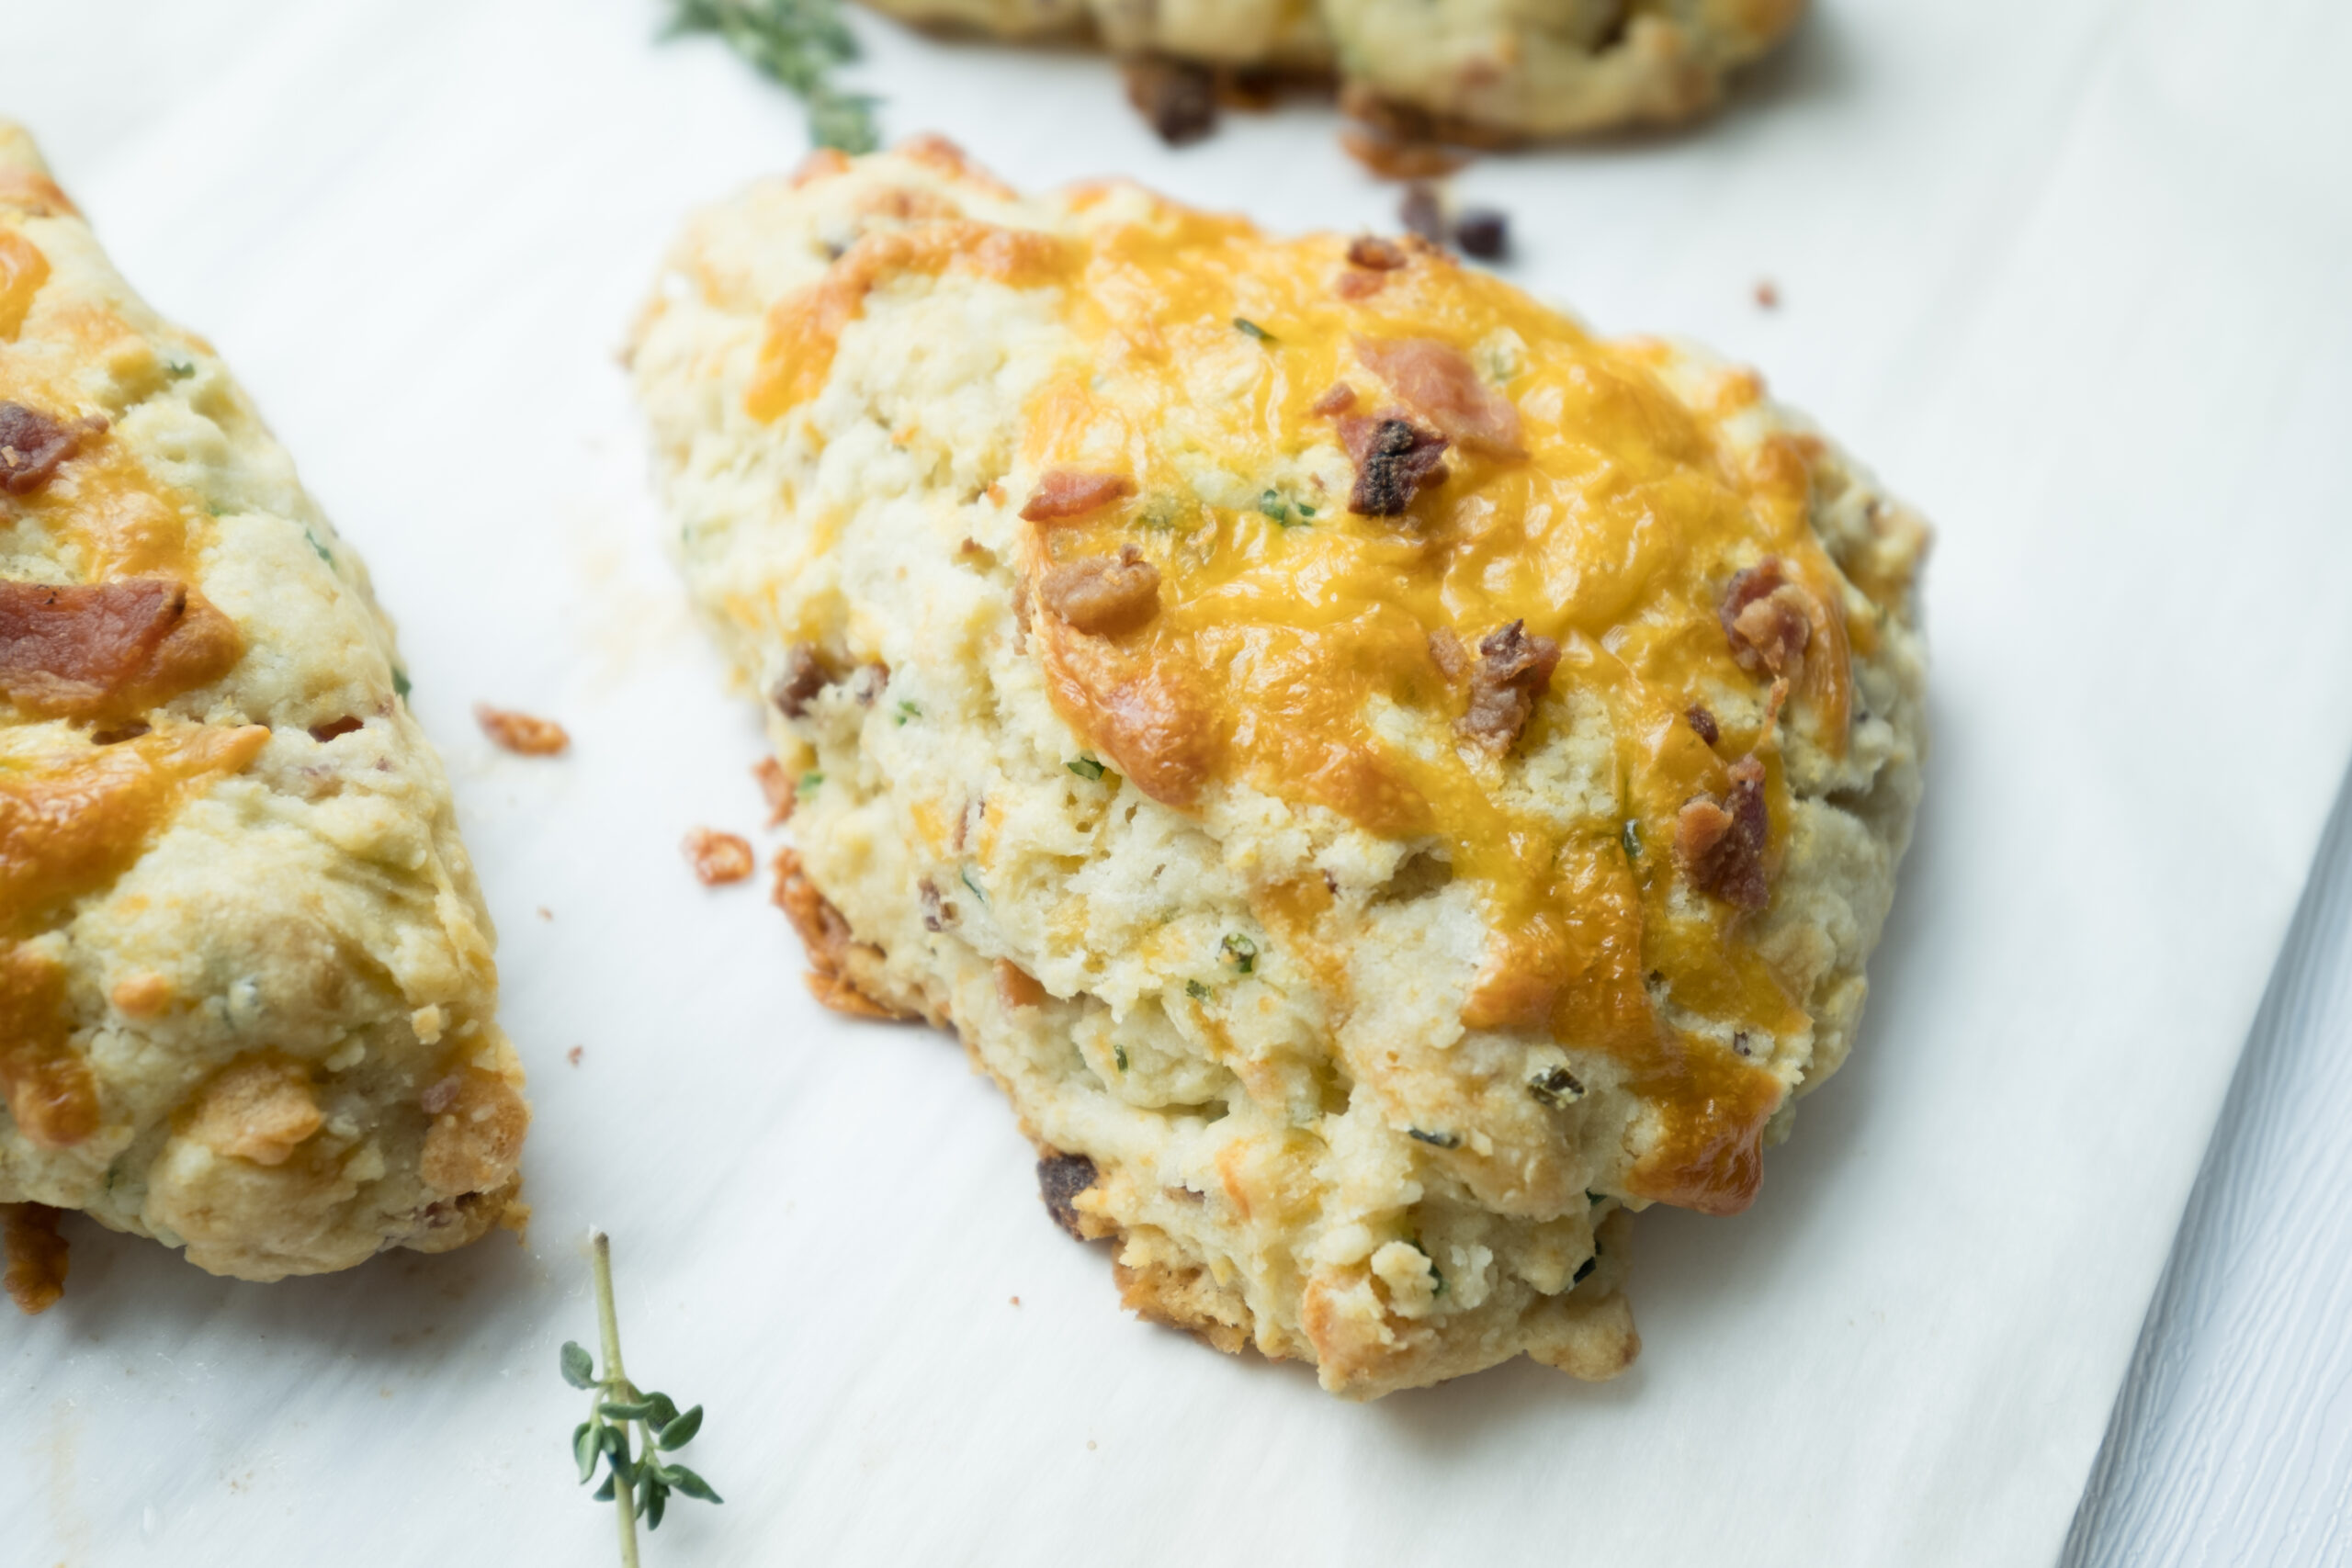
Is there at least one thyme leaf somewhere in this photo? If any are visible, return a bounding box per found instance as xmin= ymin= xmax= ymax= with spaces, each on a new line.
xmin=564 ymin=1231 xmax=723 ymax=1563
xmin=663 ymin=0 xmax=881 ymax=152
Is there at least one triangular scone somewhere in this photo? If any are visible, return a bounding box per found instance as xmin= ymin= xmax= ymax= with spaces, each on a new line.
xmin=632 ymin=141 xmax=1927 ymax=1399
xmin=0 ymin=125 xmax=526 ymax=1295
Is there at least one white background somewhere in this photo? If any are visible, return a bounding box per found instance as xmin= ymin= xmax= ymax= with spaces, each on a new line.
xmin=7 ymin=2 xmax=2352 ymax=1563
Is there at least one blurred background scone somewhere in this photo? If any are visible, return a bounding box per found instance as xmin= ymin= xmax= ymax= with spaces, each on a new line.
xmin=632 ymin=140 xmax=1925 ymax=1398
xmin=854 ymin=0 xmax=1806 ymax=142
xmin=0 ymin=125 xmax=526 ymax=1300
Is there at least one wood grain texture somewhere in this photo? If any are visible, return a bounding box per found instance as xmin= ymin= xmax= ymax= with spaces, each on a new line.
xmin=2066 ymin=768 xmax=2352 ymax=1566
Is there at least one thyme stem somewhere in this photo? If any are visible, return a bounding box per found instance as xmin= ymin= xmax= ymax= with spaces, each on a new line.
xmin=590 ymin=1230 xmax=640 ymax=1568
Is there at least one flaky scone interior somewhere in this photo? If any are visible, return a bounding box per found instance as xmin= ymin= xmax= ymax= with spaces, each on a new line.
xmin=632 ymin=140 xmax=1925 ymax=1398
xmin=0 ymin=125 xmax=526 ymax=1294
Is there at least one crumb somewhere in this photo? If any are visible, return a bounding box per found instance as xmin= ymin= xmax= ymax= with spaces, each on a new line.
xmin=1010 ymin=1295 xmax=1021 ymax=1306
xmin=1453 ymin=209 xmax=1509 ymax=261
xmin=1123 ymin=57 xmax=1218 ymax=146
xmin=3 ymin=1203 xmax=69 ymax=1314
xmin=1399 ymin=183 xmax=1447 ymax=245
xmin=1754 ymin=278 xmax=1781 ymax=310
xmin=537 ymin=907 xmax=553 ymax=921
xmin=683 ymin=827 xmax=756 ymax=886
xmin=1087 ymin=1439 xmax=1098 ymax=1451
xmin=567 ymin=1046 xmax=583 ymax=1066
xmin=752 ymin=756 xmax=795 ymax=826
xmin=1340 ymin=127 xmax=1467 ymax=182
xmin=475 ymin=704 xmax=570 ymax=756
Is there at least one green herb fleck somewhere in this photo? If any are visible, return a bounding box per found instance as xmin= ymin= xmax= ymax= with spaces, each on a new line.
xmin=1429 ymin=1262 xmax=1447 ymax=1298
xmin=799 ymin=770 xmax=824 ymax=795
xmin=895 ymin=699 xmax=920 ymax=726
xmin=1232 ymin=317 xmax=1273 ymax=343
xmin=390 ymin=667 xmax=413 ymax=700
xmin=1257 ymin=490 xmax=1288 ymax=524
xmin=960 ymin=867 xmax=988 ymax=907
xmin=303 ymin=529 xmax=334 ymax=566
xmin=1407 ymin=1127 xmax=1461 ymax=1149
xmin=1185 ymin=979 xmax=1211 ymax=1000
xmin=1572 ymin=1256 xmax=1597 ymax=1285
xmin=1295 ymin=502 xmax=1316 ymax=518
xmin=1067 ymin=756 xmax=1106 ymax=781
xmin=1113 ymin=1044 xmax=1129 ymax=1072
xmin=164 ymin=355 xmax=197 ymax=380
xmin=1621 ymin=818 xmax=1642 ymax=859
xmin=564 ymin=1230 xmax=723 ymax=1562
xmin=1220 ymin=932 xmax=1257 ymax=975
xmin=663 ymin=0 xmax=879 ymax=152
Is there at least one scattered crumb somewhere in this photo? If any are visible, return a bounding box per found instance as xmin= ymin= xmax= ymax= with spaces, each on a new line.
xmin=1399 ymin=183 xmax=1446 ymax=245
xmin=537 ymin=907 xmax=553 ymax=921
xmin=1340 ymin=127 xmax=1467 ymax=182
xmin=1454 ymin=209 xmax=1510 ymax=261
xmin=1087 ymin=1439 xmax=1098 ymax=1451
xmin=752 ymin=756 xmax=796 ymax=826
xmin=567 ymin=1046 xmax=583 ymax=1066
xmin=1009 ymin=1295 xmax=1021 ymax=1307
xmin=475 ymin=704 xmax=570 ymax=756
xmin=683 ymin=828 xmax=756 ymax=886
xmin=1123 ymin=57 xmax=1218 ymax=146
xmin=1754 ymin=278 xmax=1781 ymax=310
xmin=3 ymin=1203 xmax=69 ymax=1314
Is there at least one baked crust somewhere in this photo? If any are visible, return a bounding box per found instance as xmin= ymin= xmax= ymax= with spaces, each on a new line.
xmin=0 ymin=124 xmax=527 ymax=1292
xmin=633 ymin=143 xmax=1925 ymax=1396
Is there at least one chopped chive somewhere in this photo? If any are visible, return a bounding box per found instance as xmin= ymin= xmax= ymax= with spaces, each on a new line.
xmin=1295 ymin=502 xmax=1316 ymax=518
xmin=391 ymin=668 xmax=413 ymax=700
xmin=1407 ymin=1127 xmax=1461 ymax=1149
xmin=1067 ymin=756 xmax=1105 ymax=781
xmin=164 ymin=355 xmax=197 ymax=379
xmin=304 ymin=529 xmax=334 ymax=566
xmin=1233 ymin=318 xmax=1273 ymax=343
xmin=1258 ymin=490 xmax=1287 ymax=523
xmin=960 ymin=867 xmax=988 ymax=907
xmin=1621 ymin=818 xmax=1642 ymax=859
xmin=896 ymin=699 xmax=920 ymax=725
xmin=799 ymin=770 xmax=824 ymax=794
xmin=1185 ymin=979 xmax=1210 ymax=999
xmin=1572 ymin=1256 xmax=1597 ymax=1285
xmin=1113 ymin=1044 xmax=1128 ymax=1072
xmin=1220 ymin=933 xmax=1257 ymax=974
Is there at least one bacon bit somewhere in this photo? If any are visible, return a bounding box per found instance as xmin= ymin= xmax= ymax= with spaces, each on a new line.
xmin=1039 ymin=545 xmax=1160 ymax=637
xmin=3 ymin=1203 xmax=68 ymax=1315
xmin=848 ymin=661 xmax=888 ymax=705
xmin=1426 ymin=626 xmax=1469 ymax=682
xmin=771 ymin=643 xmax=830 ymax=717
xmin=1459 ymin=620 xmax=1561 ymax=754
xmin=753 ymin=755 xmax=796 ymax=825
xmin=1311 ymin=382 xmax=1360 ymax=417
xmin=1347 ymin=236 xmax=1409 ymax=271
xmin=0 ymin=402 xmax=99 ymax=494
xmin=1339 ymin=128 xmax=1467 ymax=182
xmin=919 ymin=876 xmax=956 ymax=931
xmin=1354 ymin=336 xmax=1524 ymax=457
xmin=1719 ymin=558 xmax=1815 ymax=679
xmin=308 ymin=716 xmax=364 ymax=742
xmin=1342 ymin=415 xmax=1450 ymax=516
xmin=1677 ymin=756 xmax=1770 ymax=909
xmin=1334 ymin=269 xmax=1386 ymax=301
xmin=1686 ymin=705 xmax=1720 ymax=745
xmin=996 ymin=958 xmax=1046 ymax=1010
xmin=474 ymin=704 xmax=569 ymax=756
xmin=682 ymin=828 xmax=755 ymax=886
xmin=772 ymin=849 xmax=914 ymax=1021
xmin=1020 ymin=469 xmax=1135 ymax=525
xmin=1037 ymin=1150 xmax=1099 ymax=1238
xmin=1453 ymin=209 xmax=1510 ymax=261
xmin=567 ymin=1045 xmax=583 ymax=1065
xmin=0 ymin=578 xmax=239 ymax=718
xmin=1123 ymin=57 xmax=1219 ymax=146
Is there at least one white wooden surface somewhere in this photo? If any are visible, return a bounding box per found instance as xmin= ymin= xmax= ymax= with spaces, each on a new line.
xmin=2064 ymin=767 xmax=2352 ymax=1567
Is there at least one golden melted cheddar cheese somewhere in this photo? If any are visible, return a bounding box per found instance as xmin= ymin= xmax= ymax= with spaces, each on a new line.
xmin=0 ymin=123 xmax=526 ymax=1296
xmin=639 ymin=144 xmax=1928 ymax=1395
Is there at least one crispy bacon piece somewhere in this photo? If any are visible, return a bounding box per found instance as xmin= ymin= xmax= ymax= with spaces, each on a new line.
xmin=1334 ymin=269 xmax=1386 ymax=301
xmin=1019 ymin=469 xmax=1135 ymax=524
xmin=1338 ymin=129 xmax=1466 ymax=182
xmin=1719 ymin=558 xmax=1815 ymax=679
xmin=752 ymin=755 xmax=796 ymax=825
xmin=1037 ymin=1149 xmax=1100 ymax=1238
xmin=0 ymin=402 xmax=97 ymax=494
xmin=1039 ymin=544 xmax=1160 ymax=636
xmin=2 ymin=1203 xmax=68 ymax=1315
xmin=682 ymin=828 xmax=755 ymax=886
xmin=474 ymin=704 xmax=569 ymax=756
xmin=1354 ymin=336 xmax=1525 ymax=457
xmin=1426 ymin=626 xmax=1469 ymax=682
xmin=1685 ymin=705 xmax=1720 ymax=745
xmin=1676 ymin=756 xmax=1770 ymax=909
xmin=1342 ymin=415 xmax=1450 ymax=516
xmin=1346 ymin=236 xmax=1408 ymax=271
xmin=1311 ymin=382 xmax=1360 ymax=417
xmin=0 ymin=578 xmax=239 ymax=718
xmin=1458 ymin=620 xmax=1561 ymax=754
xmin=771 ymin=643 xmax=830 ymax=718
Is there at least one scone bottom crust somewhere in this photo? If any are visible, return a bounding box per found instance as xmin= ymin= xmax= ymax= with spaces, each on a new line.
xmin=635 ymin=141 xmax=1927 ymax=1397
xmin=0 ymin=124 xmax=528 ymax=1298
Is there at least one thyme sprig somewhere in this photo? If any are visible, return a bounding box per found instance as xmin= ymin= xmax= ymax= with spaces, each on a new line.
xmin=563 ymin=1231 xmax=722 ymax=1563
xmin=664 ymin=0 xmax=881 ymax=152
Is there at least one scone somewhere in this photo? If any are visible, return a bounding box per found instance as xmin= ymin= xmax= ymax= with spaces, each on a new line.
xmin=631 ymin=141 xmax=1926 ymax=1397
xmin=857 ymin=0 xmax=1805 ymax=141
xmin=0 ymin=125 xmax=527 ymax=1293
